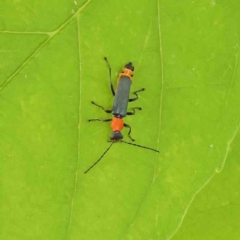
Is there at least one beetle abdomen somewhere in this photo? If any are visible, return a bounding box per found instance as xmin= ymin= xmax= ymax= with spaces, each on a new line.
xmin=112 ymin=76 xmax=132 ymax=117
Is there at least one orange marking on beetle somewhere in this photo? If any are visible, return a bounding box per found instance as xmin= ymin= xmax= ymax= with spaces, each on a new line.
xmin=119 ymin=68 xmax=134 ymax=81
xmin=111 ymin=117 xmax=124 ymax=131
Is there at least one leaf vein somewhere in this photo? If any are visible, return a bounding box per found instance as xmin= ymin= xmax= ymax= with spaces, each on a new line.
xmin=119 ymin=1 xmax=164 ymax=239
xmin=66 ymin=14 xmax=83 ymax=240
xmin=0 ymin=0 xmax=91 ymax=92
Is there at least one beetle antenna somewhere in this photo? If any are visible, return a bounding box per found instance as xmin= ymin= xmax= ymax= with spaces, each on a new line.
xmin=121 ymin=140 xmax=159 ymax=153
xmin=84 ymin=142 xmax=114 ymax=174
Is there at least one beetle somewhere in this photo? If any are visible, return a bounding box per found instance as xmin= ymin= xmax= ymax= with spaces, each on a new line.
xmin=85 ymin=57 xmax=159 ymax=174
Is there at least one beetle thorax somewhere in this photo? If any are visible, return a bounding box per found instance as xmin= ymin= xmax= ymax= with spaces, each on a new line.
xmin=111 ymin=117 xmax=124 ymax=131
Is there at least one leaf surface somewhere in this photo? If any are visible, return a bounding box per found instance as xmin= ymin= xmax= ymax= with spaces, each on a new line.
xmin=0 ymin=0 xmax=239 ymax=240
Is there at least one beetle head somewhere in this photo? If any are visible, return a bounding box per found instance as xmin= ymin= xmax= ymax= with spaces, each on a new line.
xmin=110 ymin=131 xmax=123 ymax=142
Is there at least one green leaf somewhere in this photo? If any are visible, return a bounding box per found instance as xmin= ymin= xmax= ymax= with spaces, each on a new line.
xmin=0 ymin=0 xmax=239 ymax=240
xmin=171 ymin=130 xmax=240 ymax=240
